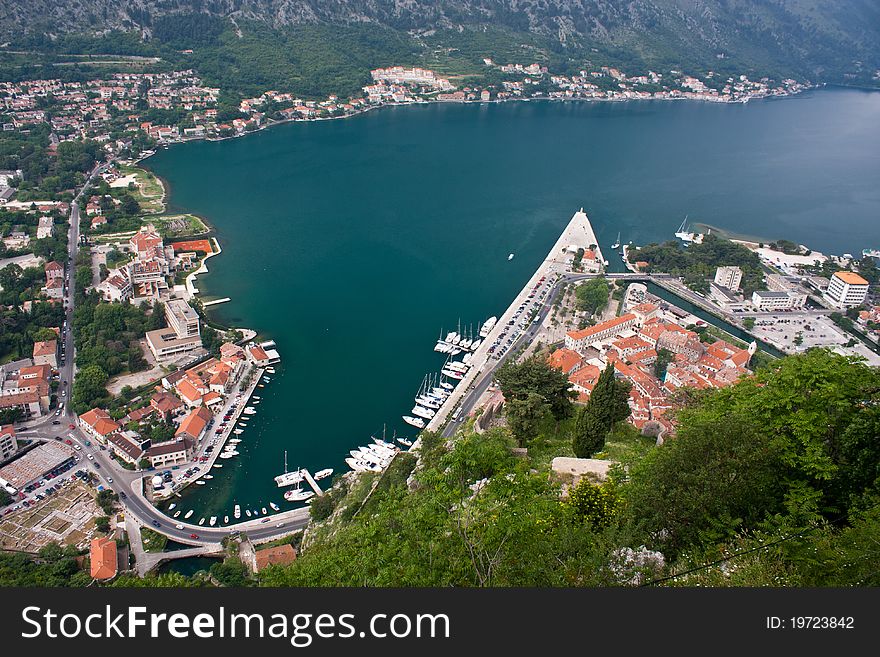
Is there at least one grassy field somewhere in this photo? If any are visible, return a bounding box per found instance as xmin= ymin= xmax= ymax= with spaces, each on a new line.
xmin=140 ymin=527 xmax=168 ymax=553
xmin=117 ymin=164 xmax=165 ymax=214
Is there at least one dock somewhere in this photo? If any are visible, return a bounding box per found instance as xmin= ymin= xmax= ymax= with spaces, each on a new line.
xmin=300 ymin=469 xmax=325 ymax=497
xmin=425 ymin=208 xmax=603 ymax=432
xmin=203 ymin=297 xmax=231 ymax=306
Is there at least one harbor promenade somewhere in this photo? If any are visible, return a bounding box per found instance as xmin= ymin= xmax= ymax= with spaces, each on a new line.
xmin=425 ymin=208 xmax=603 ymax=433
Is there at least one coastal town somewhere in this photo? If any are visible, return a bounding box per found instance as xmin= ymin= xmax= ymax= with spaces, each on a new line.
xmin=0 ymin=51 xmax=873 ymax=584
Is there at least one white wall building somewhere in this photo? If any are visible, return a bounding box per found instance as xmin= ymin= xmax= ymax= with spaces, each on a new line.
xmin=714 ymin=266 xmax=742 ymax=291
xmin=824 ymin=271 xmax=869 ymax=308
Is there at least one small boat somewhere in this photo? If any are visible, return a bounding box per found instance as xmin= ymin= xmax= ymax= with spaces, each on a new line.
xmin=402 ymin=415 xmax=426 ymax=429
xmin=173 ymin=510 xmax=181 ymax=518
xmin=213 ymin=464 xmax=223 ymax=469
xmin=233 ymin=429 xmax=244 ymax=435
xmin=184 ymin=510 xmax=194 ymax=519
xmin=284 ymin=488 xmax=315 ymax=502
xmin=266 ymin=368 xmax=276 ymax=374
xmin=508 ymin=253 xmax=515 ymax=261
xmin=245 ymin=509 xmax=252 ymax=517
xmin=168 ymin=503 xmax=176 ymax=510
xmin=261 ymin=507 xmax=268 ymax=515
xmin=234 ymin=504 xmax=241 ymax=519
xmin=397 ymin=436 xmax=414 ymax=447
xmin=209 ymin=516 xmax=217 ymax=526
xmin=314 ymin=468 xmax=333 ymax=480
xmin=196 ymin=480 xmax=206 ymax=484
xmin=252 ymin=396 xmax=261 ymax=400
xmin=252 ymin=400 xmax=260 ymax=404
xmin=223 ymin=515 xmax=228 ymax=523
xmin=198 ymin=518 xmax=206 ymax=525
xmin=258 ymin=384 xmax=265 ymax=388
xmin=269 ymin=502 xmax=280 ymax=511
xmin=611 ymin=232 xmax=621 ymax=250
xmin=203 ymin=474 xmax=213 ymax=480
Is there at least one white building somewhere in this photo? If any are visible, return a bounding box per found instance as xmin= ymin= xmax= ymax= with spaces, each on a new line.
xmin=36 ymin=216 xmax=54 ymax=239
xmin=714 ymin=266 xmax=742 ymax=291
xmin=824 ymin=271 xmax=869 ymax=308
xmin=751 ymin=290 xmax=805 ymax=311
xmin=0 ymin=425 xmax=17 ymax=462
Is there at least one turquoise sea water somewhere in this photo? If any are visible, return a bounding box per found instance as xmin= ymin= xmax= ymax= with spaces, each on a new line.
xmin=145 ymin=89 xmax=880 ymax=516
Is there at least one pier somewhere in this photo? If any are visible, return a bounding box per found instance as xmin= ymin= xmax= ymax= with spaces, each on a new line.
xmin=425 ymin=208 xmax=603 ymax=433
xmin=300 ymin=469 xmax=325 ymax=497
xmin=203 ymin=297 xmax=231 ymax=306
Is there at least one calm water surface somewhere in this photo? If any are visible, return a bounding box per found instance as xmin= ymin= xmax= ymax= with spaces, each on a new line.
xmin=145 ymin=89 xmax=880 ymax=515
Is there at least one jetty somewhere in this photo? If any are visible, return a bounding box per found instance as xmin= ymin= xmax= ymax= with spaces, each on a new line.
xmin=300 ymin=469 xmax=325 ymax=497
xmin=425 ymin=208 xmax=603 ymax=432
xmin=203 ymin=297 xmax=231 ymax=306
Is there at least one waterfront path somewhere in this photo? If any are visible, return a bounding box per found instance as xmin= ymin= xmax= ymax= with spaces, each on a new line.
xmin=425 ymin=208 xmax=603 ymax=434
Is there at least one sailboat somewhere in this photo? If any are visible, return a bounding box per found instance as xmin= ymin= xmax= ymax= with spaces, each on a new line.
xmin=611 ymin=231 xmax=621 ymax=249
xmin=275 ymin=450 xmax=304 ymax=487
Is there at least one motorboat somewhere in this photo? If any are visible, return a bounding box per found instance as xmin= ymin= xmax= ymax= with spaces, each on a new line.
xmin=203 ymin=474 xmax=213 ymax=480
xmin=173 ymin=510 xmax=181 ymax=518
xmin=184 ymin=510 xmax=194 ymax=519
xmin=261 ymin=507 xmax=268 ymax=515
xmin=402 ymin=415 xmax=425 ymax=429
xmin=234 ymin=504 xmax=241 ymax=519
xmin=196 ymin=480 xmax=206 ymax=484
xmin=198 ymin=518 xmax=205 ymax=525
xmin=168 ymin=503 xmax=176 ymax=510
xmin=345 ymin=457 xmax=382 ymax=473
xmin=508 ymin=253 xmax=515 ymax=261
xmin=269 ymin=502 xmax=280 ymax=511
xmin=245 ymin=509 xmax=252 ymax=517
xmin=397 ymin=437 xmax=413 ymax=447
xmin=314 ymin=468 xmax=333 ymax=480
xmin=209 ymin=516 xmax=217 ymax=526
xmin=224 ymin=515 xmax=229 ymax=524
xmin=479 ymin=316 xmax=497 ymax=337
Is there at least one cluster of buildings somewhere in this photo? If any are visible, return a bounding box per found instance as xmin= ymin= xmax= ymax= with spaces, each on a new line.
xmin=0 ymin=357 xmax=55 ymax=421
xmin=544 ymin=66 xmax=807 ymax=103
xmin=708 ymin=264 xmax=870 ymax=314
xmin=552 ymin=299 xmax=754 ymax=436
xmin=76 ymin=340 xmax=268 ymax=470
xmin=0 ymin=71 xmax=218 ymax=143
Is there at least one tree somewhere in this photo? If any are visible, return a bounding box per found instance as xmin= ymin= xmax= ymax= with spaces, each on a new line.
xmin=575 ymin=278 xmax=609 ymax=315
xmin=71 ymin=364 xmax=109 ymax=413
xmin=564 ymin=479 xmax=620 ymax=530
xmin=584 ymin=363 xmax=631 ymax=432
xmin=742 ymin=317 xmax=756 ymax=330
xmin=505 ymin=391 xmax=548 ymax=446
xmin=653 ymin=348 xmax=673 ymax=380
xmin=572 ymin=406 xmax=608 ymax=457
xmin=95 ymin=516 xmax=111 ymax=533
xmin=495 ymin=355 xmax=576 ymax=421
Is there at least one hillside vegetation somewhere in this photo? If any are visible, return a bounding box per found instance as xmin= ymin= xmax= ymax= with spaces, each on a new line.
xmin=1 ymin=1 xmax=878 ymax=99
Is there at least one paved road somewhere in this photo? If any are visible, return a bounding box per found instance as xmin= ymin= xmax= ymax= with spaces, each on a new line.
xmin=10 ymin=160 xmax=310 ymax=549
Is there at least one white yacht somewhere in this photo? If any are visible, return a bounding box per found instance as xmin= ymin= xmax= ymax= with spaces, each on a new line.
xmin=209 ymin=516 xmax=217 ymax=526
xmin=469 ymin=339 xmax=482 ymax=350
xmin=345 ymin=457 xmax=382 ymax=473
xmin=441 ymin=368 xmax=464 ymax=380
xmin=234 ymin=504 xmax=241 ymax=519
xmin=184 ymin=510 xmax=194 ymax=519
xmin=261 ymin=507 xmax=268 ymax=515
xmin=275 ymin=451 xmax=305 ymax=487
xmin=397 ymin=436 xmax=413 ymax=447
xmin=411 ymin=405 xmax=436 ymax=420
xmin=314 ymin=468 xmax=333 ymax=480
xmin=415 ymin=395 xmax=440 ymax=409
xmin=243 ymin=407 xmax=257 ymax=415
xmin=440 ymin=381 xmax=455 ymax=391
xmin=284 ymin=488 xmax=315 ymax=502
xmin=269 ymin=502 xmax=280 ymax=511
xmin=198 ymin=518 xmax=205 ymax=525
xmin=173 ymin=510 xmax=181 ymax=518
xmin=479 ymin=316 xmax=497 ymax=337
xmin=402 ymin=415 xmax=425 ymax=429
xmin=611 ymin=231 xmax=621 ymax=249
xmin=168 ymin=503 xmax=176 ymax=510
xmin=508 ymin=253 xmax=515 ymax=261
xmin=245 ymin=509 xmax=252 ymax=517
xmin=223 ymin=515 xmax=229 ymax=524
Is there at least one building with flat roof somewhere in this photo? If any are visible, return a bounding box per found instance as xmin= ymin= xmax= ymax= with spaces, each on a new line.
xmin=0 ymin=441 xmax=76 ymax=492
xmin=165 ymin=299 xmax=200 ymax=339
xmin=751 ymin=289 xmax=806 ymax=311
xmin=145 ymin=328 xmax=202 ymax=361
xmin=825 ymin=271 xmax=869 ymax=308
xmin=714 ymin=266 xmax=742 ymax=291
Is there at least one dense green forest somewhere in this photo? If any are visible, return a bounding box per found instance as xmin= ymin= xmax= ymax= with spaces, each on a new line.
xmin=630 ymin=234 xmax=765 ymax=294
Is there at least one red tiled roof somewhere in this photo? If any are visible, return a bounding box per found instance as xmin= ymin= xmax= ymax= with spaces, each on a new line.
xmin=90 ymin=537 xmax=118 ymax=580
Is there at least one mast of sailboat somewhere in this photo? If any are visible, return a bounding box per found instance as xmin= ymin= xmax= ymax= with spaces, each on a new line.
xmin=283 ymin=450 xmax=288 ymax=474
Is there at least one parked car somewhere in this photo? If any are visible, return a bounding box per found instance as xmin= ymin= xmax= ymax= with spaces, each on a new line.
xmin=152 ymin=520 xmax=161 ymax=528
